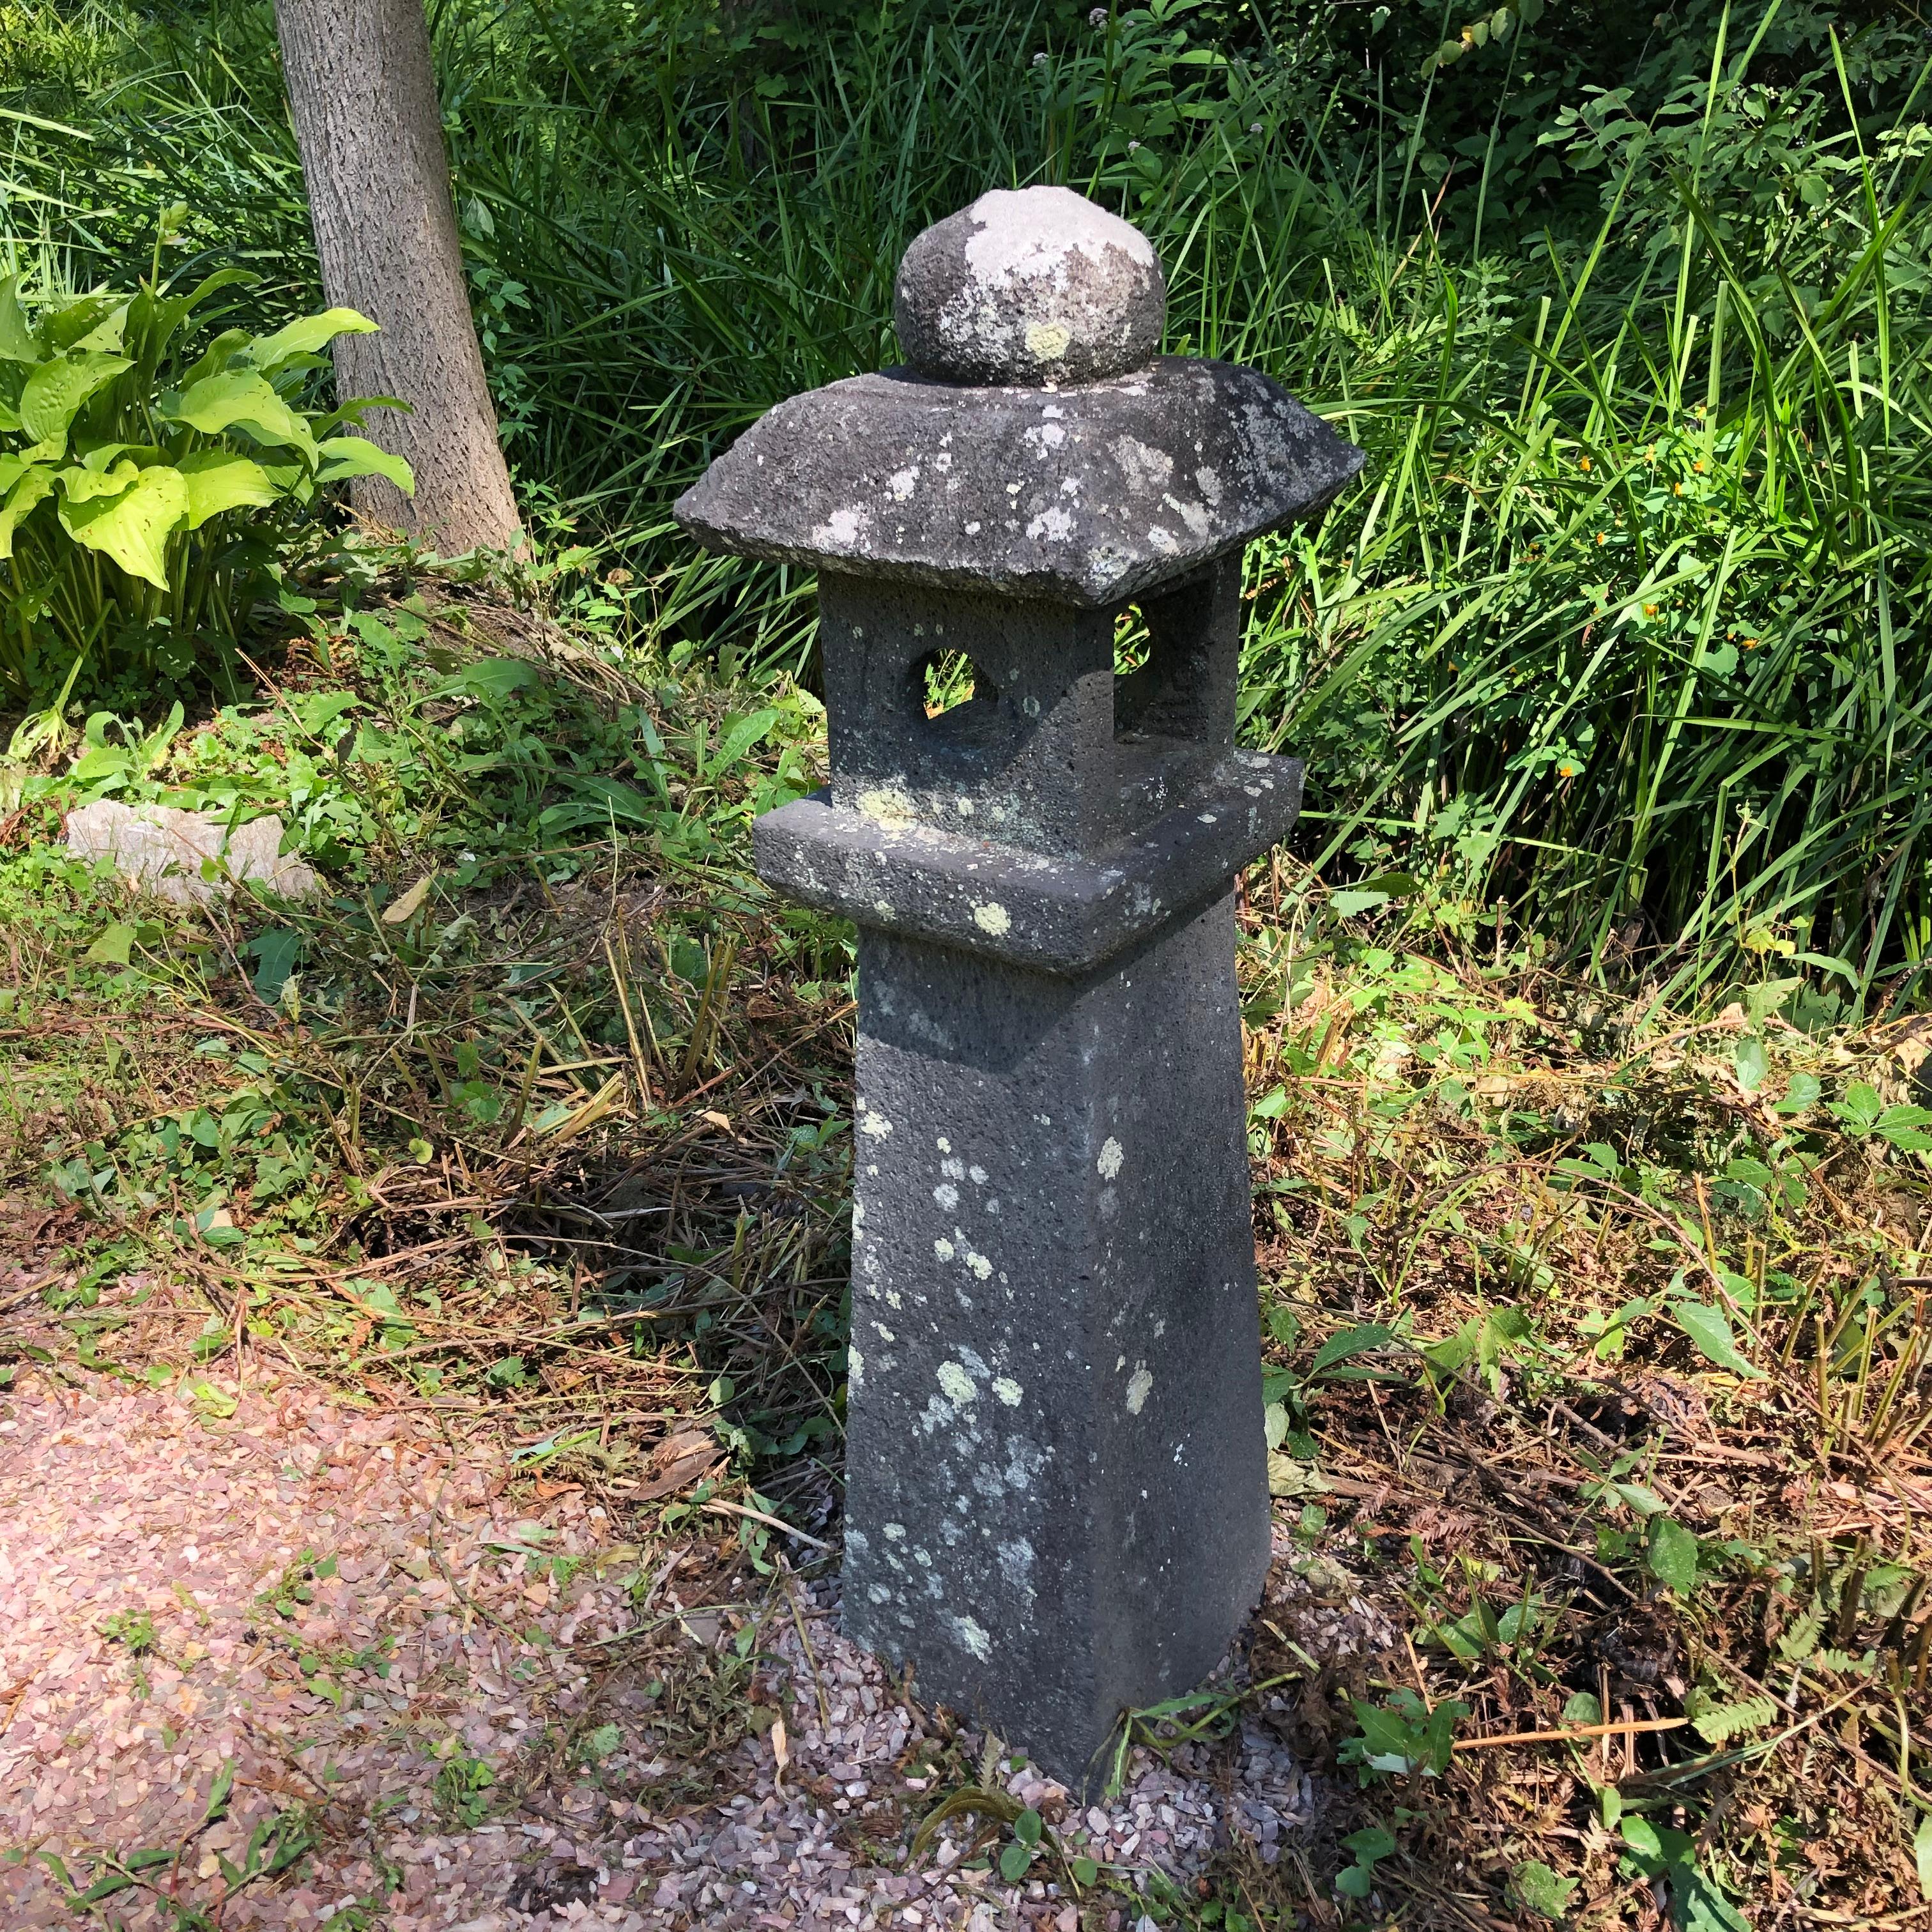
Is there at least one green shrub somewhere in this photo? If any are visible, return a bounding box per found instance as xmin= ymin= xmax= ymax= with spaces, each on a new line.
xmin=0 ymin=243 xmax=410 ymax=712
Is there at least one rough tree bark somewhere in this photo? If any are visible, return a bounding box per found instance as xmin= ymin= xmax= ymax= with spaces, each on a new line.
xmin=275 ymin=0 xmax=523 ymax=552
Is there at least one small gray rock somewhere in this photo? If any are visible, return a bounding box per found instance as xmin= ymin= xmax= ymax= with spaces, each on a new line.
xmin=63 ymin=799 xmax=318 ymax=907
xmin=894 ymin=185 xmax=1165 ymax=387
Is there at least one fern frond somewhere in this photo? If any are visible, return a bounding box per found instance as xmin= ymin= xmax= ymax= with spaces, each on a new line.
xmin=1776 ymin=1606 xmax=1823 ymax=1664
xmin=1690 ymin=1695 xmax=1777 ymax=1745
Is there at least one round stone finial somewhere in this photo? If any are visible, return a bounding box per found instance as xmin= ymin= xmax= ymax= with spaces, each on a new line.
xmin=894 ymin=186 xmax=1166 ymax=388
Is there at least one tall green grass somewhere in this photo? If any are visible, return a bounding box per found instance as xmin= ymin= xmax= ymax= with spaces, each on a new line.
xmin=6 ymin=0 xmax=1932 ymax=1009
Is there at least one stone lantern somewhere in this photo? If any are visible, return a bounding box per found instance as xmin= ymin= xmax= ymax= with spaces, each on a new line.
xmin=677 ymin=187 xmax=1363 ymax=1787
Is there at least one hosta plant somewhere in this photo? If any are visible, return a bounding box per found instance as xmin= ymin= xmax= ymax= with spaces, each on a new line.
xmin=0 ymin=258 xmax=412 ymax=712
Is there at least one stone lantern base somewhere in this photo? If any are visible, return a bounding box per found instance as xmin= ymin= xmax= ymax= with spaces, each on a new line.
xmin=837 ymin=894 xmax=1275 ymax=1784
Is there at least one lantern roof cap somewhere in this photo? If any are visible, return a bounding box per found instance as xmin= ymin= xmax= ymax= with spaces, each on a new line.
xmin=673 ymin=356 xmax=1363 ymax=609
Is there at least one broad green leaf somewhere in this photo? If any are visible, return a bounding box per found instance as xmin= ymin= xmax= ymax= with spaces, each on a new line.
xmin=162 ymin=268 xmax=258 ymax=319
xmin=164 ymin=370 xmax=316 ymax=461
xmin=18 ymin=353 xmax=132 ymax=459
xmin=1732 ymin=1037 xmax=1768 ymax=1092
xmin=1775 ymin=1071 xmax=1822 ymax=1115
xmin=177 ymin=448 xmax=278 ymax=528
xmin=1915 ymin=1810 xmax=1932 ymax=1903
xmin=43 ymin=292 xmax=126 ymax=352
xmin=549 ymin=773 xmax=664 ymax=831
xmin=250 ymin=307 xmax=377 ymax=372
xmin=0 ymin=276 xmax=39 ymax=364
xmin=1331 ymin=888 xmax=1390 ymax=916
xmin=431 ymin=657 xmax=535 ymax=703
xmin=72 ymin=441 xmax=160 ymax=473
xmin=1648 ymin=1514 xmax=1700 ymax=1596
xmin=313 ymin=392 xmax=406 ymax=437
xmin=1876 ymin=1105 xmax=1932 ymax=1152
xmin=70 ymin=302 xmax=130 ymax=353
xmin=0 ymin=453 xmax=23 ymax=496
xmin=173 ymin=326 xmax=251 ymax=394
xmin=59 ymin=457 xmax=141 ymax=504
xmin=1513 ymin=1860 xmax=1577 ymax=1921
xmin=1311 ymin=1321 xmax=1395 ymax=1375
xmin=710 ymin=706 xmax=782 ymax=775
xmin=1831 ymin=1080 xmax=1883 ymax=1131
xmin=314 ymin=434 xmax=414 ymax=494
xmin=0 ymin=464 xmax=55 ymax=558
xmin=1670 ymin=1298 xmax=1764 ymax=1378
xmin=87 ymin=923 xmax=139 ymax=966
xmin=184 ymin=1375 xmax=237 ymax=1416
xmin=244 ymin=927 xmax=302 ymax=1001
xmin=293 ymin=689 xmax=358 ymax=735
xmin=128 ymin=270 xmax=257 ymax=376
xmin=1609 ymin=1480 xmax=1667 ymax=1516
xmin=58 ymin=463 xmax=188 ymax=588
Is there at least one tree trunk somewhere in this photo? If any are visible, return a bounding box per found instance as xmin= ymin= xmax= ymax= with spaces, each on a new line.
xmin=274 ymin=0 xmax=523 ymax=553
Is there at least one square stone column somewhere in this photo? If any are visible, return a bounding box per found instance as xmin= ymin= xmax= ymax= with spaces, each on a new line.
xmin=676 ymin=185 xmax=1363 ymax=1788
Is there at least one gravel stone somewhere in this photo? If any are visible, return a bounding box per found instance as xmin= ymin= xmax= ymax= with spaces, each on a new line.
xmin=0 ymin=1379 xmax=1326 ymax=1929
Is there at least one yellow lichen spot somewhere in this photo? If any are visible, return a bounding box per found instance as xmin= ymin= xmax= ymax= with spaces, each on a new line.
xmin=972 ymin=901 xmax=1012 ymax=937
xmin=856 ymin=786 xmax=916 ymax=825
xmin=1024 ymin=321 xmax=1071 ymax=363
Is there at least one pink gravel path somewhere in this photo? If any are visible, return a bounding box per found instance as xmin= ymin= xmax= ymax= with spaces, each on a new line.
xmin=0 ymin=1376 xmax=659 ymax=1930
xmin=0 ymin=1376 xmax=1341 ymax=1930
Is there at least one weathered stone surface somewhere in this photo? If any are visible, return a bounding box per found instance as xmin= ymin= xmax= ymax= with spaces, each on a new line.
xmin=893 ymin=186 xmax=1166 ymax=388
xmin=842 ymin=894 xmax=1270 ymax=1784
xmin=756 ymin=750 xmax=1302 ymax=976
xmin=673 ymin=186 xmax=1364 ymax=1791
xmin=675 ymin=356 xmax=1363 ymax=608
xmin=63 ymin=801 xmax=318 ymax=907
